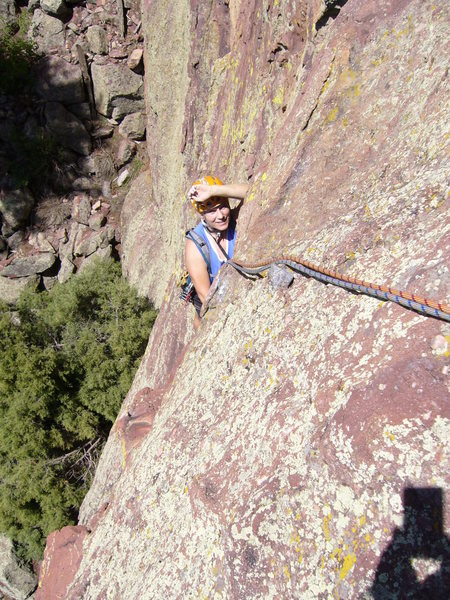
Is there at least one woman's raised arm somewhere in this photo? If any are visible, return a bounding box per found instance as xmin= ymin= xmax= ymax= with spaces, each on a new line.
xmin=188 ymin=183 xmax=248 ymax=205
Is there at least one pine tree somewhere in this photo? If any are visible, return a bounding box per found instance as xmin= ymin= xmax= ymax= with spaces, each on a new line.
xmin=0 ymin=259 xmax=157 ymax=561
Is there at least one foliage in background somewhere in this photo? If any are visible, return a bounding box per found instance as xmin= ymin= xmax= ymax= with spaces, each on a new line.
xmin=0 ymin=11 xmax=37 ymax=94
xmin=0 ymin=260 xmax=157 ymax=562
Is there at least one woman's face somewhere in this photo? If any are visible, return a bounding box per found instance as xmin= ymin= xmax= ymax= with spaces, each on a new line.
xmin=202 ymin=200 xmax=230 ymax=232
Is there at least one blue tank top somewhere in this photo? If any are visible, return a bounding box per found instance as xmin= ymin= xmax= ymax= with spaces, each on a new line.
xmin=192 ymin=219 xmax=237 ymax=282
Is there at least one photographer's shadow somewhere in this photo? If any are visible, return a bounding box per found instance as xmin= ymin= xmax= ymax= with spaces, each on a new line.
xmin=371 ymin=487 xmax=449 ymax=599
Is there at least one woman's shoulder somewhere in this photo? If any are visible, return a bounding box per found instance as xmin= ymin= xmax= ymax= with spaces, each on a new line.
xmin=185 ymin=222 xmax=205 ymax=243
xmin=189 ymin=221 xmax=206 ymax=239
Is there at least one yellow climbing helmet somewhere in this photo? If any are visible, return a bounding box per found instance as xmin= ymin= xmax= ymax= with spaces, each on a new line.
xmin=189 ymin=175 xmax=224 ymax=213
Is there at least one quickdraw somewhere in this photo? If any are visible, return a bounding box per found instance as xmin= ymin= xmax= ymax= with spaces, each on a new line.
xmin=226 ymin=256 xmax=450 ymax=322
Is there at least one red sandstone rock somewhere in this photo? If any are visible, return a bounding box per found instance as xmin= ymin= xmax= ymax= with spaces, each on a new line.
xmin=41 ymin=0 xmax=450 ymax=598
xmin=36 ymin=526 xmax=88 ymax=600
xmin=115 ymin=387 xmax=164 ymax=463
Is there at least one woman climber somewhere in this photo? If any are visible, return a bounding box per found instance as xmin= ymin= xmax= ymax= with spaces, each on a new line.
xmin=185 ymin=175 xmax=248 ymax=328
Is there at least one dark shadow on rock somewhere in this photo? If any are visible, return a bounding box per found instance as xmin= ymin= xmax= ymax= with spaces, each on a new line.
xmin=316 ymin=0 xmax=349 ymax=32
xmin=371 ymin=487 xmax=450 ymax=599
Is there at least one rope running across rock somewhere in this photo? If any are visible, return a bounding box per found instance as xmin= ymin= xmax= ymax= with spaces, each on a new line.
xmin=226 ymin=256 xmax=450 ymax=322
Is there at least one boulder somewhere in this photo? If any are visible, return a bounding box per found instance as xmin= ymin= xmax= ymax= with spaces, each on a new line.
xmin=90 ymin=63 xmax=144 ymax=118
xmin=0 ymin=188 xmax=34 ymax=231
xmin=34 ymin=56 xmax=85 ymax=104
xmin=127 ymin=48 xmax=143 ymax=71
xmin=35 ymin=232 xmax=57 ymax=253
xmin=111 ymin=98 xmax=146 ymax=121
xmin=109 ymin=47 xmax=128 ymax=59
xmin=100 ymin=202 xmax=110 ymax=217
xmin=116 ymin=137 xmax=136 ymax=168
xmin=0 ymin=535 xmax=37 ymax=599
xmin=86 ymin=25 xmax=109 ymax=54
xmin=88 ymin=212 xmax=106 ymax=231
xmin=0 ymin=273 xmax=39 ymax=304
xmin=42 ymin=274 xmax=58 ymax=290
xmin=6 ymin=230 xmax=25 ymax=251
xmin=118 ymin=112 xmax=146 ymax=140
xmin=44 ymin=102 xmax=91 ymax=156
xmin=0 ymin=253 xmax=55 ymax=277
xmin=39 ymin=0 xmax=70 ymax=19
xmin=73 ymin=224 xmax=115 ymax=257
xmin=58 ymin=221 xmax=82 ymax=261
xmin=71 ymin=194 xmax=91 ymax=225
xmin=28 ymin=9 xmax=65 ymax=54
xmin=117 ymin=169 xmax=129 ymax=187
xmin=91 ymin=124 xmax=114 ymax=139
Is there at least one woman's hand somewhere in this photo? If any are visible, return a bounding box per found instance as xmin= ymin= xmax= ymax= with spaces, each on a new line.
xmin=188 ymin=184 xmax=214 ymax=205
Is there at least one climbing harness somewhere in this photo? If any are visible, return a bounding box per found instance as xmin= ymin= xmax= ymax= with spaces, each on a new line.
xmin=180 ymin=222 xmax=234 ymax=306
xmin=224 ymin=256 xmax=450 ymax=322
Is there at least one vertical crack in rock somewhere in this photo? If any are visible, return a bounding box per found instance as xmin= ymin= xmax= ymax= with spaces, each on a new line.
xmin=301 ymin=53 xmax=336 ymax=131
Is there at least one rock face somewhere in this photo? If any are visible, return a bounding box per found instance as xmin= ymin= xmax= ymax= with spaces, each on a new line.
xmin=0 ymin=535 xmax=37 ymax=600
xmin=40 ymin=0 xmax=449 ymax=598
xmin=0 ymin=252 xmax=56 ymax=277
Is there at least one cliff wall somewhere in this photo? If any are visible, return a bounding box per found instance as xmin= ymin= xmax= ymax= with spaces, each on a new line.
xmin=38 ymin=0 xmax=449 ymax=597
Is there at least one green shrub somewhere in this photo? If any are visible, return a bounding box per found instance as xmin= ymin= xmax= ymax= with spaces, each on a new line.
xmin=0 ymin=260 xmax=157 ymax=561
xmin=0 ymin=12 xmax=38 ymax=94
